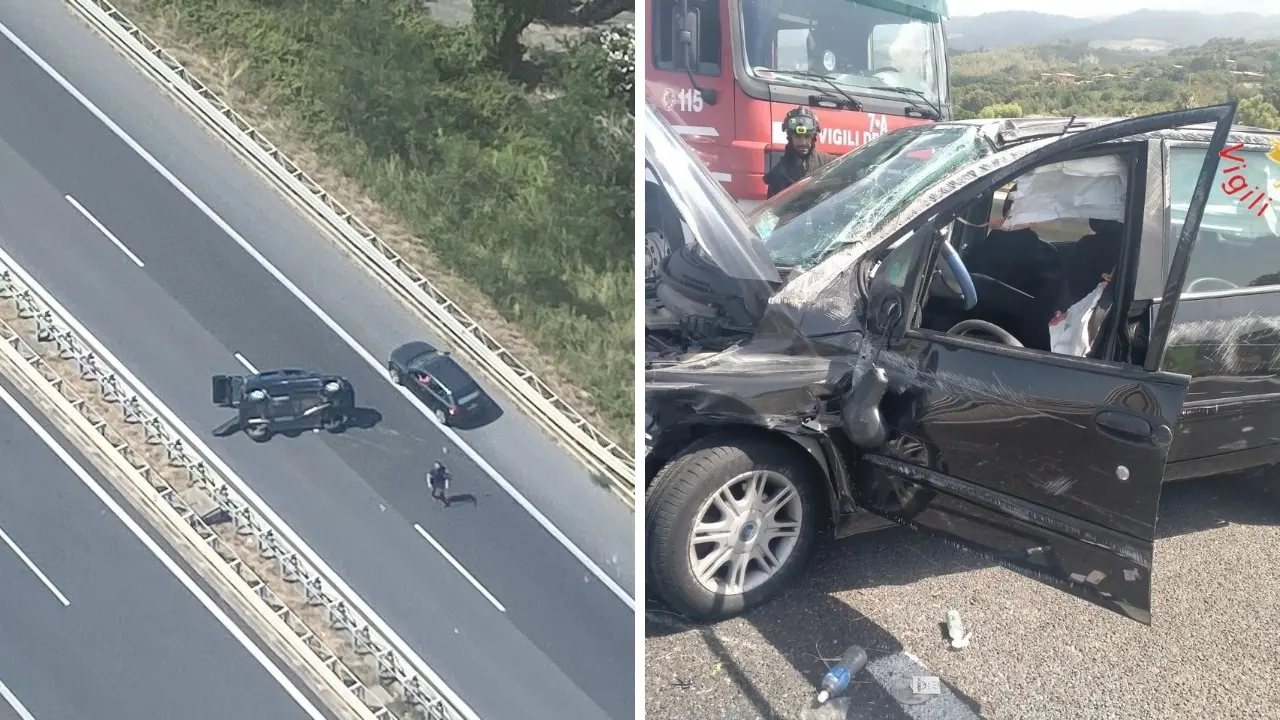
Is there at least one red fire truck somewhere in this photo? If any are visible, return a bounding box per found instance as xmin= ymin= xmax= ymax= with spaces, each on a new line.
xmin=645 ymin=0 xmax=953 ymax=210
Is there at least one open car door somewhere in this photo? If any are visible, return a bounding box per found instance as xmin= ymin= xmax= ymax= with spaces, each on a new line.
xmin=856 ymin=104 xmax=1237 ymax=624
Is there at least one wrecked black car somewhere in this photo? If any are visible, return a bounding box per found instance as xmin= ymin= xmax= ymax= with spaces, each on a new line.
xmin=212 ymin=369 xmax=356 ymax=442
xmin=645 ymin=99 xmax=1280 ymax=625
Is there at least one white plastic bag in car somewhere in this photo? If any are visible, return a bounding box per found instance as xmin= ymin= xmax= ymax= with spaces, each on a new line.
xmin=1049 ymin=280 xmax=1108 ymax=356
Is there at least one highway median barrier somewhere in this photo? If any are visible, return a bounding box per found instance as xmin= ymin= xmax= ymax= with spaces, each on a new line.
xmin=0 ymin=252 xmax=478 ymax=720
xmin=63 ymin=0 xmax=636 ymax=509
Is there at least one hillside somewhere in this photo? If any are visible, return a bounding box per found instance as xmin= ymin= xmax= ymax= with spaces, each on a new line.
xmin=947 ymin=10 xmax=1280 ymax=52
xmin=951 ymin=37 xmax=1280 ymax=129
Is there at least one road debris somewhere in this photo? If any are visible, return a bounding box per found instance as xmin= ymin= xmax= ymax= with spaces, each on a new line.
xmin=945 ymin=608 xmax=972 ymax=649
xmin=815 ymin=645 xmax=868 ymax=703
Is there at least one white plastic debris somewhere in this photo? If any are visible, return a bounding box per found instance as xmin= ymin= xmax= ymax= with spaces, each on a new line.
xmin=945 ymin=608 xmax=972 ymax=649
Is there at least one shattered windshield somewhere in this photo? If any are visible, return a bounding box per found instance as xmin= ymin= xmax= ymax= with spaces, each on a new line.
xmin=741 ymin=0 xmax=947 ymax=106
xmin=748 ymin=123 xmax=990 ymax=268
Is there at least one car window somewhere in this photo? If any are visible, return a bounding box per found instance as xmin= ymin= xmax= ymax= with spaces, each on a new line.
xmin=1169 ymin=144 xmax=1280 ymax=293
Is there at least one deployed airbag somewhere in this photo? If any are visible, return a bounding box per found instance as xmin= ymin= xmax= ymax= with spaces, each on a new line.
xmin=1004 ymin=155 xmax=1128 ymax=227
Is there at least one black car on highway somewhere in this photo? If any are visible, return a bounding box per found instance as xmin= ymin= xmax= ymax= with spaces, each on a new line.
xmin=387 ymin=341 xmax=487 ymax=425
xmin=644 ymin=100 xmax=1280 ymax=626
xmin=212 ymin=368 xmax=356 ymax=442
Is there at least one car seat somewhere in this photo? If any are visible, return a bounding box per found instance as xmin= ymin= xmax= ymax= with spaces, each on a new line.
xmin=1019 ymin=219 xmax=1124 ymax=352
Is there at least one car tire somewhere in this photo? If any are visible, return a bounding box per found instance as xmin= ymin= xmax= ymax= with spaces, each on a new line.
xmin=646 ymin=432 xmax=821 ymax=623
xmin=388 ymin=365 xmax=403 ymax=385
xmin=322 ymin=411 xmax=347 ymax=433
xmin=434 ymin=408 xmax=449 ymax=425
xmin=245 ymin=421 xmax=272 ymax=443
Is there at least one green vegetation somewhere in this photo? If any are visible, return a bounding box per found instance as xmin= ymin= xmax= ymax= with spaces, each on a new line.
xmin=951 ymin=37 xmax=1280 ymax=129
xmin=123 ymin=0 xmax=634 ymax=439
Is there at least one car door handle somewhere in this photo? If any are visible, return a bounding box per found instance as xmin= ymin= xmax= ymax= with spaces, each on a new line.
xmin=1095 ymin=410 xmax=1172 ymax=446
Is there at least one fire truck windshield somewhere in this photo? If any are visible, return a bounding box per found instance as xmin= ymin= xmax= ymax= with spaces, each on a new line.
xmin=741 ymin=0 xmax=947 ymax=106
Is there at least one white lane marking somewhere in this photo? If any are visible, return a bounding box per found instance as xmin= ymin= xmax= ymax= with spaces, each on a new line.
xmin=233 ymin=353 xmax=258 ymax=374
xmin=63 ymin=195 xmax=145 ymax=268
xmin=0 ymin=21 xmax=634 ymax=612
xmin=0 ymin=227 xmax=483 ymax=720
xmin=0 ymin=382 xmax=329 ymax=719
xmin=0 ymin=524 xmax=70 ymax=607
xmin=865 ymin=649 xmax=982 ymax=719
xmin=0 ymin=675 xmax=36 ymax=720
xmin=413 ymin=524 xmax=506 ymax=613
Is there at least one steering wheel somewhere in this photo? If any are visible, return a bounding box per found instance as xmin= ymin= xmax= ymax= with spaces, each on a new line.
xmin=1186 ymin=276 xmax=1239 ymax=293
xmin=939 ymin=239 xmax=978 ymax=310
xmin=871 ymin=66 xmax=900 ymax=74
xmin=947 ymin=319 xmax=1024 ymax=347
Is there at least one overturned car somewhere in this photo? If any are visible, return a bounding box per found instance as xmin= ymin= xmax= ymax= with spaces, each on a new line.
xmin=212 ymin=369 xmax=356 ymax=442
xmin=645 ymin=99 xmax=1280 ymax=624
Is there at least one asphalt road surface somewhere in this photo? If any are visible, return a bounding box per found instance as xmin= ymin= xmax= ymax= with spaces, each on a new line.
xmin=0 ymin=5 xmax=634 ymax=720
xmin=645 ymin=471 xmax=1280 ymax=720
xmin=0 ymin=375 xmax=328 ymax=720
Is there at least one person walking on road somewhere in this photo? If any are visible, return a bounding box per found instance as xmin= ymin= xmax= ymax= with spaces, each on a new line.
xmin=427 ymin=461 xmax=452 ymax=508
xmin=764 ymin=106 xmax=836 ymax=198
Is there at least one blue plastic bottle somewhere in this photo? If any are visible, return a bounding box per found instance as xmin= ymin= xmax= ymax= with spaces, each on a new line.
xmin=816 ymin=645 xmax=868 ymax=703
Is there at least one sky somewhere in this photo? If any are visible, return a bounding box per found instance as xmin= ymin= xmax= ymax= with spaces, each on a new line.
xmin=949 ymin=0 xmax=1280 ymax=18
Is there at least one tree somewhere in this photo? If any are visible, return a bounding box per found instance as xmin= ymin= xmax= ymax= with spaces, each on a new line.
xmin=1237 ymin=94 xmax=1280 ymax=130
xmin=472 ymin=0 xmax=630 ymax=74
xmin=978 ymin=103 xmax=1024 ymax=119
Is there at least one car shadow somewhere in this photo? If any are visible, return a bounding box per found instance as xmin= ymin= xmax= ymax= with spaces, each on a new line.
xmin=645 ymin=470 xmax=1280 ymax=719
xmin=331 ymin=407 xmax=384 ymax=432
xmin=448 ymin=398 xmax=504 ymax=430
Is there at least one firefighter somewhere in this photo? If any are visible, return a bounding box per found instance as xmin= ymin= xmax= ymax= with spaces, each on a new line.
xmin=764 ymin=106 xmax=836 ymax=198
xmin=427 ymin=461 xmax=452 ymax=508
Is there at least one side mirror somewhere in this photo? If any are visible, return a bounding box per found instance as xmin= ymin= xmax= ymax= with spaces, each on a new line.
xmin=676 ymin=1 xmax=718 ymax=105
xmin=865 ymin=219 xmax=939 ymax=340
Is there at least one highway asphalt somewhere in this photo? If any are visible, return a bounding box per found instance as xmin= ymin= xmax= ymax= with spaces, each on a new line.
xmin=646 ymin=472 xmax=1280 ymax=720
xmin=0 ymin=5 xmax=634 ymax=720
xmin=0 ymin=374 xmax=328 ymax=720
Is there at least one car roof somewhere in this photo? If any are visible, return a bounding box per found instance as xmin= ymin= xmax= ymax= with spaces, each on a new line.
xmin=419 ymin=353 xmax=478 ymax=393
xmin=941 ymin=116 xmax=1280 ymax=150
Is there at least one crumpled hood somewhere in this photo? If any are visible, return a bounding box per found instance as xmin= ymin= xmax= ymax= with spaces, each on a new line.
xmin=645 ymin=101 xmax=781 ymax=285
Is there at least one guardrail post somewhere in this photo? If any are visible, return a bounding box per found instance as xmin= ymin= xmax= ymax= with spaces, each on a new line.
xmin=100 ymin=373 xmax=123 ymax=403
xmin=303 ymin=576 xmax=326 ymax=606
xmin=13 ymin=290 xmax=35 ymax=319
xmin=76 ymin=352 xmax=98 ymax=380
xmin=377 ymin=649 xmax=402 ymax=685
xmin=142 ymin=416 xmax=166 ymax=444
xmin=54 ymin=330 xmax=79 ymax=359
xmin=280 ymin=553 xmax=302 ymax=583
xmin=329 ymin=601 xmax=354 ymax=634
xmin=231 ymin=506 xmax=255 ymax=536
xmin=120 ymin=395 xmax=145 ymax=423
xmin=35 ymin=311 xmax=57 ymax=343
xmin=163 ymin=437 xmax=186 ymax=467
xmin=257 ymin=528 xmax=278 ymax=559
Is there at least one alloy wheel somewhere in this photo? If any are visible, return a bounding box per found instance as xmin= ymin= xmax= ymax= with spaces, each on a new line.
xmin=687 ymin=470 xmax=803 ymax=596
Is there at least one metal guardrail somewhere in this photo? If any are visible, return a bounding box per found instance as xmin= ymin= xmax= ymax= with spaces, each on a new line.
xmin=0 ymin=257 xmax=474 ymax=720
xmin=64 ymin=0 xmax=636 ymax=507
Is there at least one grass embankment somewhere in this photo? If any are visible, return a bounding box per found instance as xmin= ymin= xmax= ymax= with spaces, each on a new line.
xmin=114 ymin=0 xmax=634 ymax=441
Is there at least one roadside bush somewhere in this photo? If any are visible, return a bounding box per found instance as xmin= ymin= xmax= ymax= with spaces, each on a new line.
xmin=126 ymin=0 xmax=634 ymax=438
